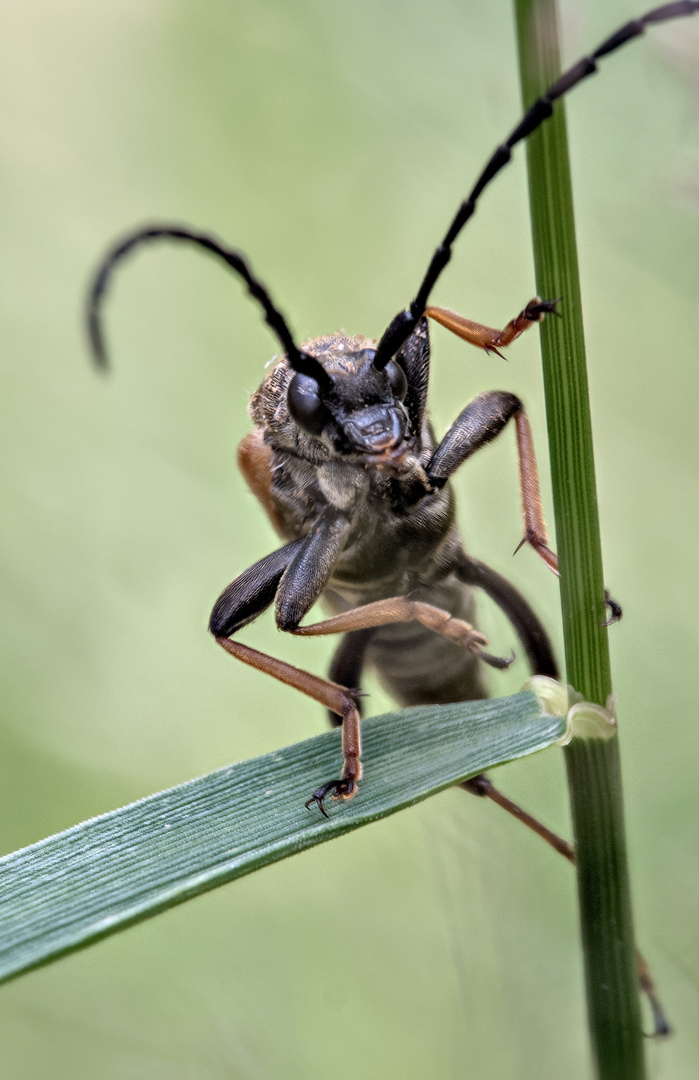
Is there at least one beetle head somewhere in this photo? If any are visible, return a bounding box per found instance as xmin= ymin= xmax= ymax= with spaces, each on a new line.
xmin=251 ymin=333 xmax=415 ymax=470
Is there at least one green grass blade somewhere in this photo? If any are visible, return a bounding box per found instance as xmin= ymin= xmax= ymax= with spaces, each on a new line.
xmin=0 ymin=690 xmax=563 ymax=985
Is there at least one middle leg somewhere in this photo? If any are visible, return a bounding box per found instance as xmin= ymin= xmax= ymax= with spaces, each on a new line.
xmin=293 ymin=595 xmax=512 ymax=670
xmin=326 ymin=627 xmax=376 ymax=727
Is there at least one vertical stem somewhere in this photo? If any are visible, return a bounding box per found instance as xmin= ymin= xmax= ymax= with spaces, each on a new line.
xmin=513 ymin=1 xmax=645 ymax=1077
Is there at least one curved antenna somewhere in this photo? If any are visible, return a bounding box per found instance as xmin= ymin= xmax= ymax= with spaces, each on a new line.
xmin=86 ymin=225 xmax=331 ymax=386
xmin=373 ymin=0 xmax=699 ymax=369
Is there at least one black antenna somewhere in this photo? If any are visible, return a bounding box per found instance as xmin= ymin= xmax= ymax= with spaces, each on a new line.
xmin=86 ymin=225 xmax=331 ymax=386
xmin=373 ymin=0 xmax=699 ymax=369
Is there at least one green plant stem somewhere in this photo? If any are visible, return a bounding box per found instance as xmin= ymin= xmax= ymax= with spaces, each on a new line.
xmin=513 ymin=1 xmax=645 ymax=1076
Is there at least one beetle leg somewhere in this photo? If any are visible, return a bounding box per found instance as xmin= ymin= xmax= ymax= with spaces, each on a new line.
xmin=603 ymin=589 xmax=623 ymax=625
xmin=511 ymin=407 xmax=559 ymax=574
xmin=279 ymin=594 xmax=511 ymax=813
xmin=209 ymin=538 xmax=305 ymax=638
xmin=215 ymin=635 xmax=363 ymax=806
xmin=211 ymin=508 xmax=362 ymax=807
xmin=292 ymin=596 xmax=512 ymax=669
xmin=272 ymin=509 xmax=352 ymax=632
xmin=426 ymin=297 xmax=559 ymax=360
xmin=427 ymin=391 xmax=558 ymax=574
xmin=457 ymin=554 xmax=558 ymax=678
xmin=464 ymin=773 xmax=573 ymax=856
xmin=326 ymin=628 xmax=376 ymax=726
xmin=464 ymin=773 xmax=669 ymax=1036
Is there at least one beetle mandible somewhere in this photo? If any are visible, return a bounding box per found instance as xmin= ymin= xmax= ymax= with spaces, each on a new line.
xmin=87 ymin=2 xmax=697 ymax=816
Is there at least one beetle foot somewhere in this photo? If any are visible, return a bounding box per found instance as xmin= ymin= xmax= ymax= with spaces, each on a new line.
xmin=477 ymin=647 xmax=515 ymax=670
xmin=525 ymin=297 xmax=561 ymax=321
xmin=462 ymin=773 xmax=492 ymax=797
xmin=603 ymin=589 xmax=623 ymax=626
xmin=304 ymin=777 xmax=356 ymax=817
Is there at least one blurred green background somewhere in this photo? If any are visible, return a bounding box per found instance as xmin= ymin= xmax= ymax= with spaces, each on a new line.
xmin=1 ymin=0 xmax=697 ymax=1076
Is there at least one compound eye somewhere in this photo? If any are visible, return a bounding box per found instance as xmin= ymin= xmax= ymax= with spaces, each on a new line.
xmin=287 ymin=372 xmax=331 ymax=437
xmin=385 ymin=359 xmax=408 ymax=401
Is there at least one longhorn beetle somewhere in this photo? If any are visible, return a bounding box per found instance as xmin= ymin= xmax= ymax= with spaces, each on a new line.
xmin=88 ymin=4 xmax=696 ymax=825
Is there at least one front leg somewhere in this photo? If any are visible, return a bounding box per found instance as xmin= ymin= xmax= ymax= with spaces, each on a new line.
xmin=292 ymin=594 xmax=512 ymax=815
xmin=426 ymin=297 xmax=559 ymax=360
xmin=427 ymin=391 xmax=558 ymax=574
xmin=210 ymin=508 xmax=361 ymax=812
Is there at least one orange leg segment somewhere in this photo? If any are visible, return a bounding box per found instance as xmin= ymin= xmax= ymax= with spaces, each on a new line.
xmin=216 ymin=636 xmax=363 ymax=806
xmin=513 ymin=409 xmax=559 ymax=576
xmin=215 ymin=596 xmax=508 ymax=814
xmin=464 ymin=774 xmax=669 ymax=1036
xmin=293 ymin=595 xmax=512 ymax=669
xmin=426 ymin=297 xmax=559 ymax=360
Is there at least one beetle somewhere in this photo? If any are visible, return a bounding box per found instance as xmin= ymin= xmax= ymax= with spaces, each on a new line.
xmin=87 ymin=1 xmax=697 ymax=820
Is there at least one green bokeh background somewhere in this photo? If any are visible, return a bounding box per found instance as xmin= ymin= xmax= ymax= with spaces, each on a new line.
xmin=1 ymin=0 xmax=697 ymax=1077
